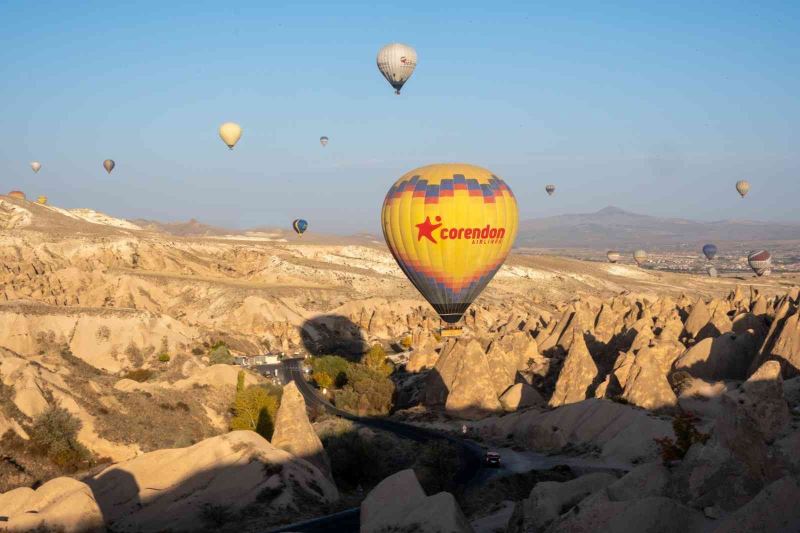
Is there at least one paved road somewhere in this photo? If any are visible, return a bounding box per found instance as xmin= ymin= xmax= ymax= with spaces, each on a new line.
xmin=270 ymin=358 xmax=485 ymax=533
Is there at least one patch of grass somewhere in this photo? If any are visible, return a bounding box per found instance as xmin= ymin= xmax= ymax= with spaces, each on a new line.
xmin=122 ymin=369 xmax=154 ymax=383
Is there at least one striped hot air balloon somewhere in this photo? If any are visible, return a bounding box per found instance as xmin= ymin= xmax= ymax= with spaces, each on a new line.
xmin=545 ymin=184 xmax=555 ymax=196
xmin=606 ymin=251 xmax=621 ymax=263
xmin=292 ymin=218 xmax=308 ymax=236
xmin=377 ymin=43 xmax=417 ymax=95
xmin=633 ymin=249 xmax=647 ymax=267
xmin=747 ymin=250 xmax=772 ymax=276
xmin=382 ymin=164 xmax=518 ymax=329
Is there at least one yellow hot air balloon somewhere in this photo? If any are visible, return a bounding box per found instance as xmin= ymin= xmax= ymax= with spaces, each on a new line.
xmin=219 ymin=122 xmax=242 ymax=150
xmin=382 ymin=164 xmax=518 ymax=334
xmin=36 ymin=195 xmax=48 ymax=205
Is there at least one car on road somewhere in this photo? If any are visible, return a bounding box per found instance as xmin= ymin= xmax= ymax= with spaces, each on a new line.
xmin=484 ymin=451 xmax=501 ymax=467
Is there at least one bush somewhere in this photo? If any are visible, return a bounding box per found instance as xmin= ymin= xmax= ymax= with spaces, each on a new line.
xmin=323 ymin=430 xmax=416 ymax=491
xmin=309 ymin=356 xmax=350 ymax=388
xmin=313 ymin=371 xmax=334 ymax=390
xmin=29 ymin=406 xmax=92 ymax=470
xmin=191 ymin=346 xmax=205 ymax=356
xmin=231 ymin=385 xmax=282 ymax=440
xmin=414 ymin=440 xmax=460 ymax=493
xmin=400 ymin=336 xmax=413 ymax=350
xmin=122 ymin=368 xmax=154 ymax=382
xmin=158 ymin=353 xmax=170 ymax=363
xmin=335 ymin=364 xmax=394 ymax=416
xmin=209 ymin=343 xmax=234 ymax=365
xmin=123 ymin=368 xmax=153 ymax=383
xmin=654 ymin=411 xmax=710 ymax=463
xmin=362 ymin=344 xmax=393 ymax=377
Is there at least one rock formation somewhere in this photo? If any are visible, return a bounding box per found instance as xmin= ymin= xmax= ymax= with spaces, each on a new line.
xmin=360 ymin=469 xmax=473 ymax=533
xmin=549 ymin=328 xmax=598 ymax=407
xmin=270 ymin=381 xmax=333 ymax=480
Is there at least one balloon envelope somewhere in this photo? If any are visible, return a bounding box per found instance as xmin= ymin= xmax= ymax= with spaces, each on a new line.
xmin=747 ymin=250 xmax=772 ymax=276
xmin=320 ymin=136 xmax=329 ymax=147
xmin=606 ymin=251 xmax=621 ymax=263
xmin=36 ymin=195 xmax=47 ymax=205
xmin=292 ymin=219 xmax=308 ymax=235
xmin=633 ymin=250 xmax=647 ymax=266
xmin=219 ymin=122 xmax=242 ymax=149
xmin=545 ymin=184 xmax=555 ymax=196
xmin=377 ymin=43 xmax=417 ymax=94
xmin=103 ymin=159 xmax=115 ymax=174
xmin=30 ymin=162 xmax=41 ymax=173
xmin=382 ymin=163 xmax=518 ymax=323
xmin=702 ymin=244 xmax=718 ymax=260
xmin=736 ymin=180 xmax=750 ymax=197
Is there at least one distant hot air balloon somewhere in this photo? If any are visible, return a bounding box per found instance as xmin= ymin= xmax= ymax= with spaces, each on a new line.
xmin=36 ymin=195 xmax=47 ymax=205
xmin=747 ymin=250 xmax=772 ymax=277
xmin=292 ymin=218 xmax=308 ymax=236
xmin=30 ymin=162 xmax=41 ymax=173
xmin=7 ymin=190 xmax=25 ymax=200
xmin=633 ymin=249 xmax=647 ymax=267
xmin=377 ymin=43 xmax=417 ymax=95
xmin=382 ymin=163 xmax=518 ymax=331
xmin=219 ymin=122 xmax=242 ymax=150
xmin=103 ymin=159 xmax=115 ymax=174
xmin=320 ymin=136 xmax=329 ymax=147
xmin=707 ymin=265 xmax=718 ymax=278
xmin=606 ymin=251 xmax=621 ymax=263
xmin=545 ymin=184 xmax=555 ymax=196
xmin=702 ymin=244 xmax=718 ymax=261
xmin=736 ymin=180 xmax=750 ymax=198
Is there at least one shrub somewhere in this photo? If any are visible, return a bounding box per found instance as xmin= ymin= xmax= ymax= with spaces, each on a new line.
xmin=29 ymin=406 xmax=92 ymax=470
xmin=362 ymin=344 xmax=393 ymax=377
xmin=124 ymin=343 xmax=144 ymax=367
xmin=414 ymin=440 xmax=460 ymax=493
xmin=200 ymin=503 xmax=232 ymax=527
xmin=231 ymin=385 xmax=281 ymax=440
xmin=400 ymin=336 xmax=413 ymax=350
xmin=209 ymin=343 xmax=234 ymax=365
xmin=123 ymin=369 xmax=154 ymax=382
xmin=309 ymin=356 xmax=349 ymax=388
xmin=158 ymin=353 xmax=170 ymax=363
xmin=654 ymin=411 xmax=710 ymax=463
xmin=191 ymin=346 xmax=205 ymax=356
xmin=237 ymin=370 xmax=245 ymax=393
xmin=335 ymin=364 xmax=394 ymax=416
xmin=313 ymin=371 xmax=334 ymax=390
xmin=323 ymin=430 xmax=416 ymax=491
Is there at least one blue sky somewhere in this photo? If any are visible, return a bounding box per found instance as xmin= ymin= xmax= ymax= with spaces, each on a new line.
xmin=1 ymin=1 xmax=798 ymax=233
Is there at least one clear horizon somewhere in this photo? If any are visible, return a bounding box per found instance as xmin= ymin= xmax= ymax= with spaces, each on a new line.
xmin=1 ymin=1 xmax=798 ymax=233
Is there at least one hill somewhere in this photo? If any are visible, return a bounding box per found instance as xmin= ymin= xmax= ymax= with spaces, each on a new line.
xmin=517 ymin=206 xmax=800 ymax=248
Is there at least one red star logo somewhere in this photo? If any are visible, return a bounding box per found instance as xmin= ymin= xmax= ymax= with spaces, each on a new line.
xmin=416 ymin=216 xmax=442 ymax=244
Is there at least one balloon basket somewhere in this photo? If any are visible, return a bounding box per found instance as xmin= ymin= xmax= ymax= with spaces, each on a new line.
xmin=440 ymin=326 xmax=463 ymax=338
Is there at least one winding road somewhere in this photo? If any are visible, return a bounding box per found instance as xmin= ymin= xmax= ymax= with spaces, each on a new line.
xmin=269 ymin=358 xmax=485 ymax=533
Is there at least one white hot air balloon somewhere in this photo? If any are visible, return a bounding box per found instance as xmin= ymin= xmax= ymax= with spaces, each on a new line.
xmin=30 ymin=161 xmax=41 ymax=173
xmin=219 ymin=122 xmax=242 ymax=150
xmin=376 ymin=43 xmax=417 ymax=95
xmin=320 ymin=136 xmax=329 ymax=147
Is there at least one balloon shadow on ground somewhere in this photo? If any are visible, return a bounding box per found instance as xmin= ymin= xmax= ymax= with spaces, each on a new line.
xmin=300 ymin=315 xmax=368 ymax=360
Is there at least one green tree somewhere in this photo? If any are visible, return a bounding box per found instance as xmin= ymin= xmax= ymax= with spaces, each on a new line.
xmin=158 ymin=353 xmax=170 ymax=363
xmin=414 ymin=440 xmax=460 ymax=493
xmin=309 ymin=356 xmax=349 ymax=388
xmin=236 ymin=370 xmax=245 ymax=393
xmin=209 ymin=343 xmax=234 ymax=365
xmin=335 ymin=364 xmax=394 ymax=416
xmin=313 ymin=371 xmax=334 ymax=390
xmin=29 ymin=406 xmax=92 ymax=469
xmin=231 ymin=385 xmax=280 ymax=440
xmin=362 ymin=344 xmax=393 ymax=377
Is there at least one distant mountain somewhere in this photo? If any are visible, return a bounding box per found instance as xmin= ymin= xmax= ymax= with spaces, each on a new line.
xmin=128 ymin=218 xmax=234 ymax=237
xmin=516 ymin=206 xmax=800 ymax=248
